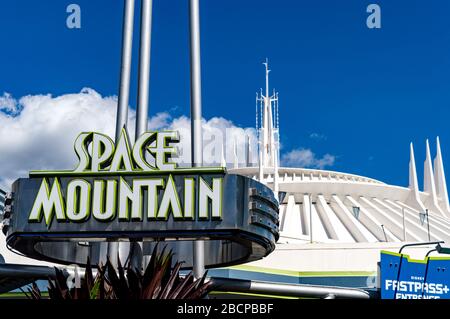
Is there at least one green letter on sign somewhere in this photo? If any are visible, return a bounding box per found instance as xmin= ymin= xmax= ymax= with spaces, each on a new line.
xmin=29 ymin=178 xmax=66 ymax=226
xmin=198 ymin=178 xmax=222 ymax=219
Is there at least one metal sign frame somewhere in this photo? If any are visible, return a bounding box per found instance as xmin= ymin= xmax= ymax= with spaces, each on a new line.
xmin=5 ymin=170 xmax=279 ymax=269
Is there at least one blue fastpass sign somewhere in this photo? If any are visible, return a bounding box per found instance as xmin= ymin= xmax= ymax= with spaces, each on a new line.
xmin=380 ymin=251 xmax=450 ymax=299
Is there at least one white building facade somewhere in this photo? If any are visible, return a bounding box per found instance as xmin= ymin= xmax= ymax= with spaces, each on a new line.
xmin=222 ymin=62 xmax=450 ymax=290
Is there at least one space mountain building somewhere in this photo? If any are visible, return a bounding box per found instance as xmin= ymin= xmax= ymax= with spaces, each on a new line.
xmin=217 ymin=62 xmax=450 ymax=290
xmin=1 ymin=62 xmax=450 ymax=297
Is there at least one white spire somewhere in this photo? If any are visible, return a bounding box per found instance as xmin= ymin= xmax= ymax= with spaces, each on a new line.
xmin=424 ymin=139 xmax=434 ymax=193
xmin=409 ymin=142 xmax=419 ymax=191
xmin=246 ymin=135 xmax=251 ymax=167
xmin=274 ymin=141 xmax=279 ymax=201
xmin=220 ymin=141 xmax=226 ymax=168
xmin=263 ymin=58 xmax=270 ymax=98
xmin=233 ymin=138 xmax=239 ymax=169
xmin=434 ymin=137 xmax=450 ymax=214
xmin=407 ymin=142 xmax=426 ymax=212
xmin=256 ymin=58 xmax=279 ymax=173
xmin=258 ymin=140 xmax=263 ymax=182
xmin=424 ymin=139 xmax=444 ymax=216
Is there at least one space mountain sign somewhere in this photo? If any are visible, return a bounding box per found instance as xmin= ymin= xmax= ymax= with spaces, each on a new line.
xmin=29 ymin=130 xmax=224 ymax=224
xmin=4 ymin=130 xmax=279 ymax=269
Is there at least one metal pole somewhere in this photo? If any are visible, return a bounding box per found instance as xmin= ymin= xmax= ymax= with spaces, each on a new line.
xmin=123 ymin=0 xmax=153 ymax=272
xmin=209 ymin=277 xmax=370 ymax=299
xmin=189 ymin=0 xmax=205 ymax=279
xmin=421 ymin=249 xmax=436 ymax=298
xmin=108 ymin=0 xmax=135 ymax=267
xmin=402 ymin=208 xmax=406 ymax=242
xmin=136 ymin=0 xmax=152 ymax=137
xmin=426 ymin=209 xmax=431 ymax=241
xmin=398 ymin=241 xmax=444 ymax=255
xmin=115 ymin=0 xmax=135 ymax=138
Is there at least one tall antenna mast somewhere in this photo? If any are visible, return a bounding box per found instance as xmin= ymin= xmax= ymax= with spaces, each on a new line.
xmin=255 ymin=93 xmax=259 ymax=138
xmin=263 ymin=58 xmax=270 ymax=98
xmin=256 ymin=59 xmax=280 ymax=200
xmin=257 ymin=59 xmax=279 ymax=169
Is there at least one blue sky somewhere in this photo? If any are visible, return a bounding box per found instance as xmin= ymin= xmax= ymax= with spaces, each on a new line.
xmin=1 ymin=0 xmax=450 ymax=187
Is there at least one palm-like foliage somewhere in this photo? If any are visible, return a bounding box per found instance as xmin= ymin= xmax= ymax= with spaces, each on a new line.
xmin=23 ymin=244 xmax=212 ymax=299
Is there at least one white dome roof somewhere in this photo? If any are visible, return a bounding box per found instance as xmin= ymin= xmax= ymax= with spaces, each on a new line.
xmin=230 ymin=165 xmax=450 ymax=245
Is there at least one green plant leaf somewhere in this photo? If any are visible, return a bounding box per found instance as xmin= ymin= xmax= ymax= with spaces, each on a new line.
xmin=89 ymin=278 xmax=101 ymax=299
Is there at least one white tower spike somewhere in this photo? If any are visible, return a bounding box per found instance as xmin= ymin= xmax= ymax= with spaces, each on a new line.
xmin=233 ymin=138 xmax=239 ymax=169
xmin=424 ymin=139 xmax=444 ymax=216
xmin=256 ymin=59 xmax=280 ymax=186
xmin=434 ymin=137 xmax=450 ymax=215
xmin=260 ymin=88 xmax=263 ymax=135
xmin=220 ymin=140 xmax=226 ymax=168
xmin=409 ymin=143 xmax=419 ymax=190
xmin=274 ymin=140 xmax=279 ymax=201
xmin=407 ymin=142 xmax=426 ymax=212
xmin=255 ymin=93 xmax=259 ymax=134
xmin=264 ymin=59 xmax=274 ymax=167
xmin=262 ymin=64 xmax=267 ymax=88
xmin=246 ymin=135 xmax=251 ymax=167
xmin=259 ymin=140 xmax=264 ymax=182
xmin=424 ymin=139 xmax=433 ymax=192
xmin=257 ymin=60 xmax=278 ymax=167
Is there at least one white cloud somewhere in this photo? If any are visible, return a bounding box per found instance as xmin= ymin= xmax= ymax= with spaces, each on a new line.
xmin=0 ymin=88 xmax=126 ymax=189
xmin=167 ymin=116 xmax=258 ymax=168
xmin=0 ymin=92 xmax=21 ymax=115
xmin=0 ymin=88 xmax=258 ymax=190
xmin=281 ymin=148 xmax=335 ymax=169
xmin=147 ymin=111 xmax=171 ymax=130
xmin=0 ymin=88 xmax=336 ymax=190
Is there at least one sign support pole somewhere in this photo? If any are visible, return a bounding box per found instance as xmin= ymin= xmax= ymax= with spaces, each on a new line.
xmin=108 ymin=0 xmax=135 ymax=268
xmin=189 ymin=0 xmax=205 ymax=279
xmin=126 ymin=0 xmax=153 ymax=271
xmin=115 ymin=0 xmax=134 ymax=137
xmin=136 ymin=0 xmax=152 ymax=137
